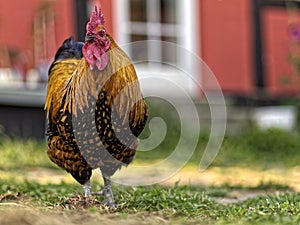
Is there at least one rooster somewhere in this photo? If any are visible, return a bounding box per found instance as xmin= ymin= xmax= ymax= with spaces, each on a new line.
xmin=44 ymin=6 xmax=148 ymax=208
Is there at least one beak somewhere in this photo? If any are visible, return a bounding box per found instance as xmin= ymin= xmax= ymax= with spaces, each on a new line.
xmin=85 ymin=34 xmax=96 ymax=42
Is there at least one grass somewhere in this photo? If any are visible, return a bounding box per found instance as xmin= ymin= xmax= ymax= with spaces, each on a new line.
xmin=1 ymin=126 xmax=300 ymax=170
xmin=1 ymin=103 xmax=300 ymax=224
xmin=137 ymin=125 xmax=300 ymax=169
xmin=134 ymin=99 xmax=300 ymax=169
xmin=211 ymin=126 xmax=300 ymax=169
xmin=0 ymin=179 xmax=299 ymax=225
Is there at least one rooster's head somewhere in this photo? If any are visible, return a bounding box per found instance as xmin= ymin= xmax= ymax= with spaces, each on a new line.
xmin=83 ymin=6 xmax=111 ymax=71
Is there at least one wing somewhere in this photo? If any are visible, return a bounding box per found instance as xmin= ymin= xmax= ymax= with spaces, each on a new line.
xmin=45 ymin=37 xmax=83 ymax=122
xmin=45 ymin=37 xmax=93 ymax=185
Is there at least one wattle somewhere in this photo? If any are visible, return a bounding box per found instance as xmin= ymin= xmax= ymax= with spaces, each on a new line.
xmin=82 ymin=41 xmax=110 ymax=71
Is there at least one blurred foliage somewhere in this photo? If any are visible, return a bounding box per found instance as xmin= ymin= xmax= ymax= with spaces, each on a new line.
xmin=212 ymin=125 xmax=300 ymax=169
xmin=137 ymin=98 xmax=300 ymax=169
xmin=0 ymin=99 xmax=300 ymax=170
xmin=0 ymin=137 xmax=52 ymax=170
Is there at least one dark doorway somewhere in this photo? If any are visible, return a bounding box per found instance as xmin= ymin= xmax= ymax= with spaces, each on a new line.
xmin=74 ymin=0 xmax=88 ymax=42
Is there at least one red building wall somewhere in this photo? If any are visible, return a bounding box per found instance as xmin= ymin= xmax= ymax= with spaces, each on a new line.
xmin=200 ymin=0 xmax=254 ymax=95
xmin=200 ymin=0 xmax=300 ymax=97
xmin=0 ymin=0 xmax=75 ymax=68
xmin=1 ymin=0 xmax=298 ymax=97
xmin=262 ymin=7 xmax=300 ymax=96
xmin=98 ymin=0 xmax=114 ymax=37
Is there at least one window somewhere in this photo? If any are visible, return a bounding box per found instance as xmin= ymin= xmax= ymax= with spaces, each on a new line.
xmin=127 ymin=0 xmax=178 ymax=63
xmin=113 ymin=0 xmax=200 ymax=96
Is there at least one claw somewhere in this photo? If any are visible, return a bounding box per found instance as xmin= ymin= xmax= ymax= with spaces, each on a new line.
xmin=102 ymin=199 xmax=117 ymax=210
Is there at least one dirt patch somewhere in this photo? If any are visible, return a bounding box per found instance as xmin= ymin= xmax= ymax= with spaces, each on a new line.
xmin=0 ymin=202 xmax=168 ymax=225
xmin=53 ymin=194 xmax=115 ymax=211
xmin=162 ymin=166 xmax=300 ymax=191
xmin=3 ymin=165 xmax=300 ymax=190
xmin=0 ymin=191 xmax=22 ymax=202
xmin=0 ymin=209 xmax=140 ymax=225
xmin=2 ymin=164 xmax=300 ymax=192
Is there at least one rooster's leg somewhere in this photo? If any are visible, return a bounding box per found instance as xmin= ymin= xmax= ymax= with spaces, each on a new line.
xmin=83 ymin=179 xmax=92 ymax=196
xmin=102 ymin=176 xmax=116 ymax=209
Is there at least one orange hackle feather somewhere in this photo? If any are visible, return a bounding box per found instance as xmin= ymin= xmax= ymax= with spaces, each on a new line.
xmin=44 ymin=58 xmax=81 ymax=120
xmin=45 ymin=36 xmax=147 ymax=128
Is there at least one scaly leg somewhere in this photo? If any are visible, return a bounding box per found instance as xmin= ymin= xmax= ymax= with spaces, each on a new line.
xmin=82 ymin=177 xmax=116 ymax=209
xmin=102 ymin=176 xmax=117 ymax=209
xmin=82 ymin=179 xmax=91 ymax=197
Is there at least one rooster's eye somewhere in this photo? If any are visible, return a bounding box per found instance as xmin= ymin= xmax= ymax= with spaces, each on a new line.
xmin=99 ymin=30 xmax=106 ymax=37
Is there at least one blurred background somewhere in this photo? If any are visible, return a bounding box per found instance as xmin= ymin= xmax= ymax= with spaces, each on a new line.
xmin=0 ymin=0 xmax=300 ymax=139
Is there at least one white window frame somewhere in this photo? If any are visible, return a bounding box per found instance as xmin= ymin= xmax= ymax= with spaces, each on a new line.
xmin=113 ymin=0 xmax=201 ymax=97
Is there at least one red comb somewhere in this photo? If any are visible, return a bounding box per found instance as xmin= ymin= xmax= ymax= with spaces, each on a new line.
xmin=91 ymin=6 xmax=105 ymax=25
xmin=86 ymin=6 xmax=105 ymax=32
